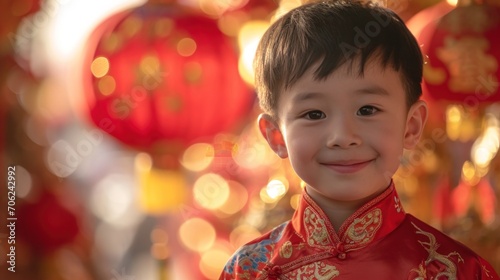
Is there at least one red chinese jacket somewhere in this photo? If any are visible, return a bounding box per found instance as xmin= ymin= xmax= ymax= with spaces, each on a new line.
xmin=220 ymin=183 xmax=499 ymax=279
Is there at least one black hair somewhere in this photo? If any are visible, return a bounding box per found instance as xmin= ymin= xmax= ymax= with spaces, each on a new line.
xmin=254 ymin=0 xmax=423 ymax=117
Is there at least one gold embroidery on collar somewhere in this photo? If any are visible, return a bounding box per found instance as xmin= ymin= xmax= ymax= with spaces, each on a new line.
xmin=394 ymin=196 xmax=402 ymax=213
xmin=304 ymin=207 xmax=332 ymax=246
xmin=284 ymin=261 xmax=340 ymax=279
xmin=345 ymin=208 xmax=382 ymax=246
xmin=279 ymin=241 xmax=293 ymax=259
xmin=410 ymin=222 xmax=464 ymax=280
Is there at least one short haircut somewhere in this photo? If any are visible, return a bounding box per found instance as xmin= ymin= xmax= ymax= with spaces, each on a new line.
xmin=254 ymin=0 xmax=423 ymax=118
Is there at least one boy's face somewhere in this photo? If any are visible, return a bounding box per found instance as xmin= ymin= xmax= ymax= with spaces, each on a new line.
xmin=259 ymin=58 xmax=427 ymax=207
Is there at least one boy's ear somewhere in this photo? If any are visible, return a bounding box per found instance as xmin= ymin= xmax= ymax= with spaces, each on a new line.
xmin=258 ymin=114 xmax=288 ymax=158
xmin=404 ymin=100 xmax=428 ymax=149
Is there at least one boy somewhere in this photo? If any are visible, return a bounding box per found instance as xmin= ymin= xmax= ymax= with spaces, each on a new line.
xmin=220 ymin=1 xmax=499 ymax=279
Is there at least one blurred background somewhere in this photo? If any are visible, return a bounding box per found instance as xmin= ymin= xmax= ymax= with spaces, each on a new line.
xmin=1 ymin=0 xmax=500 ymax=279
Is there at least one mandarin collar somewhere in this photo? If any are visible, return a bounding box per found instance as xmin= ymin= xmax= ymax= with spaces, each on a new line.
xmin=291 ymin=182 xmax=405 ymax=253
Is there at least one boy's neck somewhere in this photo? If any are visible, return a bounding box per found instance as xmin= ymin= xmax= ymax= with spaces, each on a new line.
xmin=305 ymin=187 xmax=386 ymax=232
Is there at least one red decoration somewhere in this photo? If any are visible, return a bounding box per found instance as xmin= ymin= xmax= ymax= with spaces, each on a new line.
xmin=407 ymin=1 xmax=455 ymax=125
xmin=416 ymin=2 xmax=500 ymax=104
xmin=452 ymin=178 xmax=497 ymax=225
xmin=17 ymin=191 xmax=80 ymax=254
xmin=84 ymin=3 xmax=253 ymax=153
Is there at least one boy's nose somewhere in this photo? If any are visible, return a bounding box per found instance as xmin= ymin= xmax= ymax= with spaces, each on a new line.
xmin=326 ymin=117 xmax=361 ymax=149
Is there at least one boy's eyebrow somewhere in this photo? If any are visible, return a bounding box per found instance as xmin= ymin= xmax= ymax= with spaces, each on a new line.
xmin=354 ymin=86 xmax=390 ymax=96
xmin=292 ymin=86 xmax=390 ymax=102
xmin=291 ymin=92 xmax=324 ymax=102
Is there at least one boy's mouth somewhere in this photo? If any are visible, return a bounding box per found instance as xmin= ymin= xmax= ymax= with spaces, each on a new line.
xmin=321 ymin=159 xmax=374 ymax=174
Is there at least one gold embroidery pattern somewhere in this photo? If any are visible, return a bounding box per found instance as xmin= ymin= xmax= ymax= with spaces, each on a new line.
xmin=345 ymin=208 xmax=382 ymax=246
xmin=304 ymin=207 xmax=332 ymax=246
xmin=436 ymin=37 xmax=498 ymax=94
xmin=442 ymin=6 xmax=495 ymax=34
xmin=482 ymin=265 xmax=493 ymax=278
xmin=394 ymin=196 xmax=402 ymax=213
xmin=279 ymin=241 xmax=293 ymax=259
xmin=284 ymin=261 xmax=340 ymax=279
xmin=410 ymin=222 xmax=464 ymax=280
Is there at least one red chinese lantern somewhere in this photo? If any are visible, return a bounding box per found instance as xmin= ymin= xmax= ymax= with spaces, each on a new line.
xmin=407 ymin=1 xmax=455 ymax=125
xmin=84 ymin=3 xmax=254 ymax=154
xmin=417 ymin=0 xmax=500 ymax=104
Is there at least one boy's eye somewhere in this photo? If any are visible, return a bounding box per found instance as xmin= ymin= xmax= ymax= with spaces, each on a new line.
xmin=357 ymin=106 xmax=379 ymax=116
xmin=304 ymin=110 xmax=326 ymax=120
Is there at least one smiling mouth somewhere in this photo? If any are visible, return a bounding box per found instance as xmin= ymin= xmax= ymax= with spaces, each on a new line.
xmin=322 ymin=159 xmax=374 ymax=174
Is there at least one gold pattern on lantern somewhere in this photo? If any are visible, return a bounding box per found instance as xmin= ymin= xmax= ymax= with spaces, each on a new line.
xmin=177 ymin=38 xmax=197 ymax=57
xmin=184 ymin=62 xmax=203 ymax=84
xmin=98 ymin=75 xmax=116 ymax=96
xmin=423 ymin=64 xmax=446 ymax=85
xmin=164 ymin=95 xmax=183 ymax=112
xmin=91 ymin=56 xmax=109 ymax=78
xmin=140 ymin=54 xmax=161 ymax=74
xmin=139 ymin=54 xmax=165 ymax=90
xmin=154 ymin=18 xmax=174 ymax=38
xmin=437 ymin=37 xmax=498 ymax=94
xmin=119 ymin=15 xmax=143 ymax=38
xmin=442 ymin=6 xmax=495 ymax=34
xmin=101 ymin=33 xmax=122 ymax=53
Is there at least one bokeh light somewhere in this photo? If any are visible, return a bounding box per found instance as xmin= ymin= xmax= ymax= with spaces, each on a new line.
xmin=90 ymin=174 xmax=141 ymax=227
xmin=217 ymin=180 xmax=249 ymax=215
xmin=199 ymin=247 xmax=232 ymax=280
xmin=177 ymin=37 xmax=197 ymax=57
xmin=290 ymin=193 xmax=301 ymax=210
xmin=90 ymin=56 xmax=109 ymax=78
xmin=193 ymin=173 xmax=230 ymax=209
xmin=471 ymin=114 xmax=500 ymax=170
xmin=229 ymin=224 xmax=261 ymax=249
xmin=137 ymin=167 xmax=187 ymax=214
xmin=7 ymin=0 xmax=500 ymax=277
xmin=237 ymin=20 xmax=269 ymax=85
xmin=266 ymin=178 xmax=288 ymax=200
xmin=43 ymin=0 xmax=146 ymax=67
xmin=150 ymin=228 xmax=170 ymax=260
xmin=181 ymin=143 xmax=214 ymax=172
xmin=178 ymin=218 xmax=216 ymax=252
